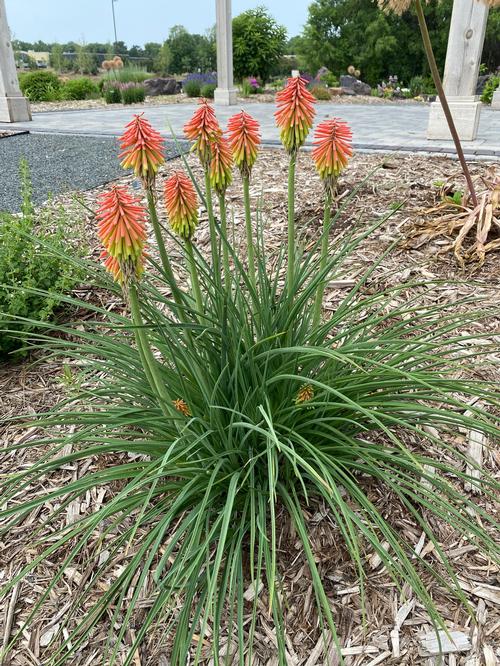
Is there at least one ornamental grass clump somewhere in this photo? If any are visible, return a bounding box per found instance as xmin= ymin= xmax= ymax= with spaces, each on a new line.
xmin=1 ymin=100 xmax=499 ymax=666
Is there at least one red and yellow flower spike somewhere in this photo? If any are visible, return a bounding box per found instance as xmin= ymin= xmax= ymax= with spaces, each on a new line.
xmin=275 ymin=77 xmax=316 ymax=154
xmin=209 ymin=134 xmax=233 ymax=195
xmin=96 ymin=186 xmax=147 ymax=284
xmin=227 ymin=110 xmax=261 ymax=176
xmin=119 ymin=114 xmax=165 ymax=187
xmin=312 ymin=118 xmax=353 ymax=185
xmin=164 ymin=172 xmax=199 ymax=240
xmin=183 ymin=99 xmax=222 ymax=166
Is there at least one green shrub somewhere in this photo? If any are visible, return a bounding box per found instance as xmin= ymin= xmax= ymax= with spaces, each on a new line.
xmin=103 ymin=82 xmax=122 ymax=104
xmin=183 ymin=79 xmax=201 ymax=97
xmin=311 ymin=84 xmax=331 ymax=100
xmin=481 ymin=75 xmax=500 ymax=104
xmin=0 ymin=161 xmax=82 ymax=358
xmin=321 ymin=71 xmax=339 ymax=87
xmin=409 ymin=75 xmax=425 ymax=96
xmin=200 ymin=83 xmax=216 ymax=99
xmin=60 ymin=77 xmax=98 ymax=100
xmin=120 ymin=83 xmax=146 ymax=104
xmin=18 ymin=70 xmax=61 ymax=101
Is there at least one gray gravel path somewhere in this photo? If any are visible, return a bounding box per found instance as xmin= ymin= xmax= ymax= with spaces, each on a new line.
xmin=0 ymin=133 xmax=188 ymax=213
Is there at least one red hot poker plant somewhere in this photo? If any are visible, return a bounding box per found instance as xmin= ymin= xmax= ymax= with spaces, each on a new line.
xmin=227 ymin=110 xmax=261 ymax=177
xmin=275 ymin=77 xmax=316 ymax=155
xmin=183 ymin=98 xmax=222 ymax=167
xmin=275 ymin=77 xmax=316 ymax=294
xmin=119 ymin=113 xmax=165 ymax=188
xmin=184 ymin=98 xmax=222 ymax=274
xmin=312 ymin=118 xmax=353 ymax=188
xmin=96 ymin=186 xmax=147 ymax=285
xmin=164 ymin=172 xmax=204 ymax=316
xmin=209 ymin=134 xmax=234 ymax=287
xmin=96 ymin=185 xmax=172 ymax=415
xmin=311 ymin=118 xmax=353 ymax=326
xmin=227 ymin=110 xmax=262 ymax=291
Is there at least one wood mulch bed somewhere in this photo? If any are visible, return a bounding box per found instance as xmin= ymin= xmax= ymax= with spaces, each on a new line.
xmin=0 ymin=150 xmax=499 ymax=665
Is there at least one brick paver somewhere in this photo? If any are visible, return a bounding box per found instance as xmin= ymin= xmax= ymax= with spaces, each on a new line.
xmin=1 ymin=101 xmax=499 ymax=157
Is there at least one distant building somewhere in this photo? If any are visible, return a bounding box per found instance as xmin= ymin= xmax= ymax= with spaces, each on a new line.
xmin=16 ymin=50 xmax=50 ymax=68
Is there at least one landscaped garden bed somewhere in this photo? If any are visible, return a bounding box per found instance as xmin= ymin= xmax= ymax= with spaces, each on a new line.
xmin=1 ymin=132 xmax=498 ymax=664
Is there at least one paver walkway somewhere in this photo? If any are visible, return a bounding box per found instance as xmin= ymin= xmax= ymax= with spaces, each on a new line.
xmin=1 ymin=101 xmax=499 ymax=157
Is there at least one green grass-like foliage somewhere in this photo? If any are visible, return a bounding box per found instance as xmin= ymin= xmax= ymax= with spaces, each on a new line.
xmin=0 ymin=161 xmax=82 ymax=358
xmin=481 ymin=75 xmax=500 ymax=105
xmin=200 ymin=83 xmax=216 ymax=99
xmin=311 ymin=84 xmax=331 ymax=100
xmin=18 ymin=70 xmax=61 ymax=101
xmin=0 ymin=162 xmax=499 ymax=665
xmin=102 ymin=65 xmax=151 ymax=84
xmin=60 ymin=77 xmax=98 ymax=100
xmin=121 ymin=83 xmax=146 ymax=104
xmin=184 ymin=79 xmax=202 ymax=97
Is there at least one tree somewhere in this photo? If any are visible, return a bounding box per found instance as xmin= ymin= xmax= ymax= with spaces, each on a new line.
xmin=232 ymin=6 xmax=287 ymax=83
xmin=298 ymin=0 xmax=499 ymax=85
xmin=155 ymin=41 xmax=172 ymax=74
xmin=167 ymin=25 xmax=194 ymax=73
xmin=50 ymin=44 xmax=64 ymax=72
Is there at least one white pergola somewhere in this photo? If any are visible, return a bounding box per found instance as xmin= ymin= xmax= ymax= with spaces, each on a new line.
xmin=427 ymin=0 xmax=492 ymax=138
xmin=0 ymin=0 xmax=30 ymax=121
xmin=0 ymin=0 xmax=497 ymax=124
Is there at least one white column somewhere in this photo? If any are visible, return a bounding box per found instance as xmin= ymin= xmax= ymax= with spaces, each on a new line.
xmin=427 ymin=0 xmax=488 ymax=141
xmin=214 ymin=0 xmax=237 ymax=106
xmin=492 ymin=87 xmax=500 ymax=110
xmin=0 ymin=0 xmax=31 ymax=122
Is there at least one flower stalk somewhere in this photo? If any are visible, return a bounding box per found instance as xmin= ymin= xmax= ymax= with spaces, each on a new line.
xmin=275 ymin=77 xmax=316 ymax=293
xmin=312 ymin=187 xmax=332 ymax=327
xmin=128 ymin=281 xmax=173 ymax=418
xmin=165 ymin=171 xmax=204 ymax=318
xmin=311 ymin=117 xmax=353 ymax=324
xmin=227 ymin=110 xmax=261 ymax=293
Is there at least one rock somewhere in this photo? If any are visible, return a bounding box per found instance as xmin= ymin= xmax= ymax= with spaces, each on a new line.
xmin=340 ymin=74 xmax=357 ymax=89
xmin=340 ymin=74 xmax=371 ymax=96
xmin=341 ymin=87 xmax=356 ymax=96
xmin=144 ymin=77 xmax=180 ymax=96
xmin=329 ymin=87 xmax=343 ymax=96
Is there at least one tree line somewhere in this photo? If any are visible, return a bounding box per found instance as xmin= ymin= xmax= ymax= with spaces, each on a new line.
xmin=13 ymin=1 xmax=499 ymax=85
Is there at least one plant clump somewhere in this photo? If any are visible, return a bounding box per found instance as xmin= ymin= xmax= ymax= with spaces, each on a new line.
xmin=0 ymin=84 xmax=499 ymax=666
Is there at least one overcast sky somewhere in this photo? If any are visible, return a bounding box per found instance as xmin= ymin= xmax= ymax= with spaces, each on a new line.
xmin=6 ymin=0 xmax=307 ymax=45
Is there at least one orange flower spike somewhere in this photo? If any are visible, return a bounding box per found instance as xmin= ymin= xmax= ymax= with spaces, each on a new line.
xmin=209 ymin=134 xmax=233 ymax=195
xmin=164 ymin=172 xmax=199 ymax=240
xmin=183 ymin=99 xmax=222 ymax=166
xmin=96 ymin=187 xmax=147 ymax=272
xmin=227 ymin=110 xmax=261 ymax=176
xmin=312 ymin=118 xmax=353 ymax=181
xmin=275 ymin=77 xmax=316 ymax=153
xmin=119 ymin=114 xmax=165 ymax=186
xmin=100 ymin=249 xmax=145 ymax=284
